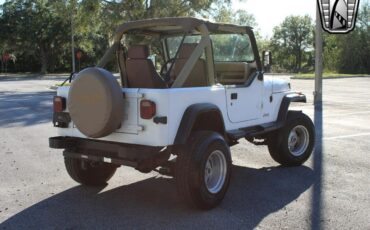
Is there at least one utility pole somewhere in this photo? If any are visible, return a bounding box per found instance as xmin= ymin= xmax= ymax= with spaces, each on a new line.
xmin=314 ymin=4 xmax=323 ymax=105
xmin=311 ymin=5 xmax=324 ymax=230
xmin=71 ymin=2 xmax=76 ymax=73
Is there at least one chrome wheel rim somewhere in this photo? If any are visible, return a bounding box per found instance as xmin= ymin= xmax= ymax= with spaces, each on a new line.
xmin=204 ymin=150 xmax=227 ymax=194
xmin=288 ymin=125 xmax=310 ymax=156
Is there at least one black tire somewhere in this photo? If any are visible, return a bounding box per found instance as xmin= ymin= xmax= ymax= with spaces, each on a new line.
xmin=64 ymin=157 xmax=117 ymax=186
xmin=268 ymin=111 xmax=315 ymax=166
xmin=175 ymin=131 xmax=232 ymax=209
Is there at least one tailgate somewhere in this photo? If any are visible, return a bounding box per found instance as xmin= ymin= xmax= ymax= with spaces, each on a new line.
xmin=115 ymin=88 xmax=142 ymax=135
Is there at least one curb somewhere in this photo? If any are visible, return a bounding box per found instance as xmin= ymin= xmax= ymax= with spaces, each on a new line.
xmin=292 ymin=76 xmax=370 ymax=80
xmin=0 ymin=76 xmax=68 ymax=81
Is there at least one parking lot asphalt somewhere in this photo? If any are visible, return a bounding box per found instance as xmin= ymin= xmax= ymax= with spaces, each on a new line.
xmin=0 ymin=76 xmax=369 ymax=229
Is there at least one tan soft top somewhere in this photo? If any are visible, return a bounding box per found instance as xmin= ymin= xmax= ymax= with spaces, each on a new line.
xmin=113 ymin=17 xmax=253 ymax=42
xmin=98 ymin=17 xmax=254 ymax=69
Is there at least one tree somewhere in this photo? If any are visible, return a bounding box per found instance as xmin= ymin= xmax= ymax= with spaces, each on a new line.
xmin=0 ymin=0 xmax=72 ymax=73
xmin=270 ymin=15 xmax=313 ymax=72
xmin=334 ymin=2 xmax=370 ymax=74
xmin=233 ymin=9 xmax=256 ymax=27
xmin=0 ymin=0 xmax=232 ymax=73
xmin=321 ymin=1 xmax=370 ymax=74
xmin=322 ymin=33 xmax=341 ymax=72
xmin=211 ymin=2 xmax=256 ymax=28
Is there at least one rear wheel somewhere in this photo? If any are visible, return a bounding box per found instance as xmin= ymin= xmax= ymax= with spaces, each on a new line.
xmin=64 ymin=157 xmax=117 ymax=186
xmin=175 ymin=131 xmax=232 ymax=209
xmin=268 ymin=112 xmax=315 ymax=166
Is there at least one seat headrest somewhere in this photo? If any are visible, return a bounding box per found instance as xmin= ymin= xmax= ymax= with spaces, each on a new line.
xmin=179 ymin=43 xmax=198 ymax=59
xmin=127 ymin=45 xmax=149 ymax=59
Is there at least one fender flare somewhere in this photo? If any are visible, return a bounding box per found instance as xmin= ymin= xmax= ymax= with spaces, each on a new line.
xmin=174 ymin=103 xmax=226 ymax=145
xmin=277 ymin=93 xmax=307 ymax=123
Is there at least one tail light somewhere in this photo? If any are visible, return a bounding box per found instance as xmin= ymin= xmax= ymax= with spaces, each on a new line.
xmin=53 ymin=96 xmax=66 ymax=112
xmin=140 ymin=100 xmax=156 ymax=119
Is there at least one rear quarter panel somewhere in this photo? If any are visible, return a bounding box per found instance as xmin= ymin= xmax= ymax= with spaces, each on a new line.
xmin=165 ymin=86 xmax=228 ymax=144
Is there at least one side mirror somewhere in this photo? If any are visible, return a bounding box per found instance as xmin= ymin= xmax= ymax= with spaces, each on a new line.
xmin=262 ymin=50 xmax=272 ymax=73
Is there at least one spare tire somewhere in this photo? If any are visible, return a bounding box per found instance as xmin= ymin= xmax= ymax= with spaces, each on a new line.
xmin=67 ymin=67 xmax=124 ymax=138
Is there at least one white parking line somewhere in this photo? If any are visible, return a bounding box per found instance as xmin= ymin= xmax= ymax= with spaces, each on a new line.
xmin=325 ymin=132 xmax=370 ymax=140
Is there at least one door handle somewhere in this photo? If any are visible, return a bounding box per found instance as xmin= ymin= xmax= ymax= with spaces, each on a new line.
xmin=231 ymin=93 xmax=238 ymax=100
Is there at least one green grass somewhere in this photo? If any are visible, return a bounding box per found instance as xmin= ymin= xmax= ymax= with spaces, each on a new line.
xmin=293 ymin=72 xmax=370 ymax=79
xmin=54 ymin=82 xmax=71 ymax=87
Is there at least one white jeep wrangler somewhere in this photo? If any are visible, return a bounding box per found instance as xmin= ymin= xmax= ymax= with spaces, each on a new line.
xmin=49 ymin=17 xmax=315 ymax=209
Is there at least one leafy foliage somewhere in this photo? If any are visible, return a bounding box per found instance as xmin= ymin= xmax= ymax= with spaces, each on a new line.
xmin=0 ymin=0 xmax=229 ymax=73
xmin=268 ymin=2 xmax=369 ymax=74
xmin=270 ymin=15 xmax=314 ymax=73
xmin=0 ymin=0 xmax=368 ymax=74
xmin=323 ymin=2 xmax=370 ymax=74
xmin=0 ymin=0 xmax=71 ymax=72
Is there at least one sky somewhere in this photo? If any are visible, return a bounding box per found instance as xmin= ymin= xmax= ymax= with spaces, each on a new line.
xmin=232 ymin=0 xmax=316 ymax=38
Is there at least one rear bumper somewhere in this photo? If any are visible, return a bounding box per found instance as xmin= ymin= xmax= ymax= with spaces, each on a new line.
xmin=49 ymin=136 xmax=164 ymax=152
xmin=49 ymin=136 xmax=76 ymax=149
xmin=49 ymin=136 xmax=168 ymax=169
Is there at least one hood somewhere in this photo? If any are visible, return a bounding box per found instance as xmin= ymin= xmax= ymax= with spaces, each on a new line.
xmin=267 ymin=77 xmax=291 ymax=93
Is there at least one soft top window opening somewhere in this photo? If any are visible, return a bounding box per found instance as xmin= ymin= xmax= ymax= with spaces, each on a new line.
xmin=165 ymin=35 xmax=202 ymax=59
xmin=211 ymin=33 xmax=255 ymax=63
xmin=163 ymin=33 xmax=187 ymax=82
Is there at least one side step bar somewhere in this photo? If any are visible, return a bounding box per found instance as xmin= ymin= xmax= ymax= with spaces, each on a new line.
xmin=227 ymin=121 xmax=284 ymax=140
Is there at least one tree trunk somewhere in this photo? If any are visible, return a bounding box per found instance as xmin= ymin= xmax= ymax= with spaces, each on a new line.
xmin=49 ymin=48 xmax=55 ymax=73
xmin=40 ymin=45 xmax=48 ymax=74
xmin=293 ymin=51 xmax=298 ymax=73
xmin=297 ymin=49 xmax=302 ymax=72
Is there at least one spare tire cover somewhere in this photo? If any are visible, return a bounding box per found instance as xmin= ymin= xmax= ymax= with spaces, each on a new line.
xmin=67 ymin=67 xmax=124 ymax=138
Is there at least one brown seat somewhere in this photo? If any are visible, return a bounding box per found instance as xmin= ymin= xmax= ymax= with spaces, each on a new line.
xmin=172 ymin=43 xmax=208 ymax=87
xmin=126 ymin=45 xmax=167 ymax=88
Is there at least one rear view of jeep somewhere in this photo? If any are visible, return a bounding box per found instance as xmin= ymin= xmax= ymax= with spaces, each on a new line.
xmin=50 ymin=17 xmax=315 ymax=209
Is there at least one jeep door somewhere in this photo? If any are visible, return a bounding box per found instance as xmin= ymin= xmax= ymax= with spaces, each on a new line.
xmin=224 ymin=72 xmax=263 ymax=123
xmin=212 ymin=34 xmax=263 ymax=123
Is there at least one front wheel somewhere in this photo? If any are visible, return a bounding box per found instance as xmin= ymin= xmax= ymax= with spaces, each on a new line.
xmin=64 ymin=157 xmax=117 ymax=186
xmin=175 ymin=131 xmax=232 ymax=210
xmin=268 ymin=111 xmax=315 ymax=166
